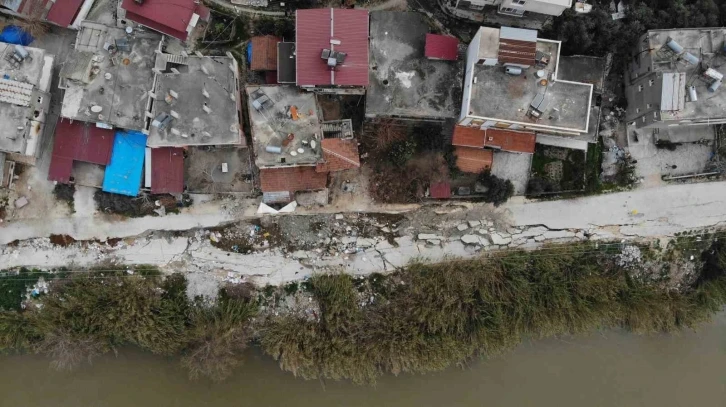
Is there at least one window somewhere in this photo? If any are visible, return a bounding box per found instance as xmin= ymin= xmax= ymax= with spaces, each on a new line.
xmin=638 ymin=85 xmax=644 ymax=92
xmin=653 ymin=112 xmax=658 ymax=118
xmin=642 ymin=117 xmax=646 ymax=123
xmin=649 ymin=79 xmax=654 ymax=86
xmin=636 ymin=108 xmax=640 ymax=113
xmin=512 ymin=0 xmax=526 ymax=4
xmin=500 ymin=7 xmax=519 ymax=13
xmin=646 ymin=103 xmax=652 ymax=108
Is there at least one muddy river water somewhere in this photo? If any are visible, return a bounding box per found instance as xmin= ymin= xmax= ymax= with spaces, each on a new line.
xmin=2 ymin=313 xmax=725 ymax=406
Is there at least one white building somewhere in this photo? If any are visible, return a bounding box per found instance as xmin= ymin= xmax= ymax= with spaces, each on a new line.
xmin=452 ymin=0 xmax=572 ymax=17
xmin=459 ymin=26 xmax=593 ymax=141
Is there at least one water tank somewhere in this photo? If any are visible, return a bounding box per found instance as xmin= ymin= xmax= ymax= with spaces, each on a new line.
xmin=665 ymin=37 xmax=684 ymax=54
xmin=708 ymin=80 xmax=722 ymax=93
xmin=682 ymin=52 xmax=699 ymax=65
xmin=13 ymin=45 xmax=28 ymax=59
xmin=505 ymin=66 xmax=522 ymax=75
xmin=688 ymin=86 xmax=697 ymax=102
xmin=536 ymin=70 xmax=545 ymax=78
xmin=265 ymin=145 xmax=282 ymax=154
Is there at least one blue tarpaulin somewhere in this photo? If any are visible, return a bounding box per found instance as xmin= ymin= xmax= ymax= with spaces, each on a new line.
xmin=0 ymin=26 xmax=34 ymax=46
xmin=102 ymin=130 xmax=147 ymax=196
xmin=246 ymin=42 xmax=252 ymax=65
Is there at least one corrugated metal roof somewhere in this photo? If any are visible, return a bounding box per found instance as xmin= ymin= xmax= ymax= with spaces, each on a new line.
xmin=121 ymin=0 xmax=204 ymax=40
xmin=425 ymin=34 xmax=459 ymax=61
xmin=429 ymin=181 xmax=451 ymax=199
xmin=47 ymin=119 xmax=116 ymax=183
xmin=455 ymin=146 xmax=493 ymax=173
xmin=661 ymin=72 xmax=686 ymax=112
xmin=500 ymin=27 xmax=537 ymax=42
xmin=102 ymin=131 xmax=147 ymax=196
xmin=259 ymin=166 xmax=328 ymax=193
xmin=250 ymin=35 xmax=280 ymax=71
xmin=46 ymin=0 xmax=84 ymax=27
xmin=295 ymin=8 xmax=369 ymax=87
xmin=150 ymin=147 xmax=184 ymax=194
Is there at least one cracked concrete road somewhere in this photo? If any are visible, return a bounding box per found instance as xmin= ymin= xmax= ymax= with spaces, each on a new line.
xmin=505 ymin=181 xmax=726 ymax=237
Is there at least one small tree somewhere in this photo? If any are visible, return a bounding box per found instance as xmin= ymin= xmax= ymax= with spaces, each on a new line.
xmin=477 ymin=171 xmax=514 ymax=207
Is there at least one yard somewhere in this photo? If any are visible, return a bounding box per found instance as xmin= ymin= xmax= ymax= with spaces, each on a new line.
xmin=527 ymin=145 xmax=587 ymax=196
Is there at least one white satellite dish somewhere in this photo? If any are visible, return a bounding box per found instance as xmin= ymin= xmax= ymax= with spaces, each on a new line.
xmin=310 ymin=140 xmax=317 ymax=149
xmin=290 ymin=151 xmax=298 ymax=156
xmin=91 ymin=105 xmax=103 ymax=113
xmin=125 ymin=26 xmax=133 ymax=34
xmin=297 ymin=148 xmax=305 ymax=154
xmin=104 ymin=73 xmax=112 ymax=80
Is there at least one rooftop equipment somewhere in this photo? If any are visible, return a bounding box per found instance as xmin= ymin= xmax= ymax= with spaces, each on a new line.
xmin=709 ymin=80 xmax=722 ymax=93
xmin=704 ymin=68 xmax=724 ymax=82
xmin=665 ymin=37 xmax=684 ymax=54
xmin=688 ymin=85 xmax=698 ymax=102
xmin=682 ymin=52 xmax=699 ymax=65
xmin=528 ymin=92 xmax=550 ymax=118
xmin=505 ymin=66 xmax=522 ymax=75
xmin=320 ymin=49 xmax=347 ymax=68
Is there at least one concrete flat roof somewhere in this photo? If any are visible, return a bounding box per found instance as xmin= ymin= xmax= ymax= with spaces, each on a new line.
xmin=0 ymin=43 xmax=53 ymax=156
xmin=469 ymin=40 xmax=591 ymax=132
xmin=147 ymin=54 xmax=242 ymax=147
xmin=643 ymin=28 xmax=726 ymax=122
xmin=366 ymin=11 xmax=463 ymax=120
xmin=246 ymin=85 xmax=323 ymax=168
xmin=59 ymin=23 xmax=160 ymax=131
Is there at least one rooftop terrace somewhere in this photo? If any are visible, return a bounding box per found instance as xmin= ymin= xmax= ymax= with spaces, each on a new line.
xmin=366 ymin=11 xmax=463 ymax=120
xmin=468 ymin=40 xmax=592 ymax=133
xmin=246 ymin=85 xmax=323 ymax=168
xmin=146 ymin=54 xmax=242 ymax=147
xmin=0 ymin=42 xmax=54 ymax=156
xmin=59 ymin=22 xmax=160 ymax=131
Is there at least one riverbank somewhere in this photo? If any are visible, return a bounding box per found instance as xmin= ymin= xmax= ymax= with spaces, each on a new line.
xmin=2 ymin=238 xmax=726 ymax=383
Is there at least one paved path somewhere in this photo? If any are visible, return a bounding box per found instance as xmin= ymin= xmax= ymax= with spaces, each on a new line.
xmin=506 ymin=181 xmax=726 ymax=237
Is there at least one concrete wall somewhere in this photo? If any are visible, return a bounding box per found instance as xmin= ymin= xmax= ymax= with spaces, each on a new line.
xmin=460 ymin=27 xmax=483 ymax=122
xmin=625 ymin=72 xmax=662 ymax=127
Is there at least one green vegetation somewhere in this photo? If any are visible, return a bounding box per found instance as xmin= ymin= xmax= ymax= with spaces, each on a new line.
xmin=2 ymin=241 xmax=726 ymax=384
xmin=477 ymin=171 xmax=514 ymax=206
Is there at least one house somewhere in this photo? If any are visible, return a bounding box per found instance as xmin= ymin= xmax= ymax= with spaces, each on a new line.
xmin=450 ymin=0 xmax=572 ymax=17
xmin=0 ymin=41 xmax=54 ymax=165
xmin=47 ymin=118 xmax=115 ymax=185
xmin=247 ymin=85 xmax=360 ymax=203
xmin=0 ymin=0 xmax=94 ymax=28
xmin=460 ymin=26 xmax=594 ymax=146
xmin=119 ymin=0 xmax=210 ymax=42
xmin=626 ymin=28 xmax=726 ymax=131
xmin=250 ymin=35 xmax=280 ymax=71
xmin=146 ymin=52 xmax=244 ymax=148
xmin=451 ymin=125 xmax=535 ymax=173
xmin=366 ymin=11 xmax=463 ymax=121
xmin=295 ymin=8 xmax=369 ymax=93
xmin=58 ymin=22 xmax=160 ymax=131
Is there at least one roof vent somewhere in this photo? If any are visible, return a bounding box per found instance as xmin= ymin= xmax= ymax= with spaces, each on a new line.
xmin=202 ymin=88 xmax=210 ymax=98
xmin=320 ymin=49 xmax=347 ymax=67
xmin=152 ymin=112 xmax=173 ymax=129
xmin=202 ymin=105 xmax=212 ymax=114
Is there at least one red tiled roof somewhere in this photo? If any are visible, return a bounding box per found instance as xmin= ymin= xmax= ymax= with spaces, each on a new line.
xmin=251 ymin=36 xmax=280 ymax=71
xmin=454 ymin=146 xmax=493 ymax=174
xmin=429 ymin=181 xmax=451 ymax=199
xmin=46 ymin=0 xmax=84 ymax=27
xmin=452 ymin=126 xmax=536 ymax=154
xmin=48 ymin=119 xmax=116 ymax=183
xmin=151 ymin=147 xmax=184 ymax=194
xmin=425 ymin=34 xmax=458 ymax=61
xmin=259 ymin=166 xmax=328 ymax=193
xmin=121 ymin=0 xmax=206 ymax=40
xmin=295 ymin=8 xmax=369 ymax=87
xmin=316 ymin=138 xmax=360 ymax=173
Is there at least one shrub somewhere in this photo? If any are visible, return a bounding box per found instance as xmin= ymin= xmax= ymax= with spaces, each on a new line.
xmin=477 ymin=171 xmax=514 ymax=206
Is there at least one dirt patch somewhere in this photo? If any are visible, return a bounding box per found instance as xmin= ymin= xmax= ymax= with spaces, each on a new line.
xmin=49 ymin=234 xmax=76 ymax=247
xmin=95 ymin=191 xmax=181 ymax=217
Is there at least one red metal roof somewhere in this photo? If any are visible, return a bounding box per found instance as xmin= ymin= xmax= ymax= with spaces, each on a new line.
xmin=251 ymin=36 xmax=280 ymax=71
xmin=454 ymin=146 xmax=493 ymax=174
xmin=452 ymin=126 xmax=536 ymax=154
xmin=121 ymin=0 xmax=205 ymax=40
xmin=151 ymin=147 xmax=184 ymax=194
xmin=46 ymin=0 xmax=84 ymax=27
xmin=316 ymin=138 xmax=360 ymax=172
xmin=259 ymin=166 xmax=328 ymax=193
xmin=48 ymin=119 xmax=116 ymax=183
xmin=295 ymin=8 xmax=369 ymax=87
xmin=429 ymin=181 xmax=451 ymax=199
xmin=425 ymin=34 xmax=458 ymax=61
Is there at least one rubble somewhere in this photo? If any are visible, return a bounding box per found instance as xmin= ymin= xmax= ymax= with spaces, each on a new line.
xmin=461 ymin=235 xmax=481 ymax=245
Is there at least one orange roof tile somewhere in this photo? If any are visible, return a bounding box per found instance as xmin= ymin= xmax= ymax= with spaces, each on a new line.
xmin=316 ymin=138 xmax=361 ymax=173
xmin=455 ymin=146 xmax=493 ymax=174
xmin=251 ymin=35 xmax=280 ymax=71
xmin=452 ymin=126 xmax=536 ymax=154
xmin=259 ymin=166 xmax=328 ymax=193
